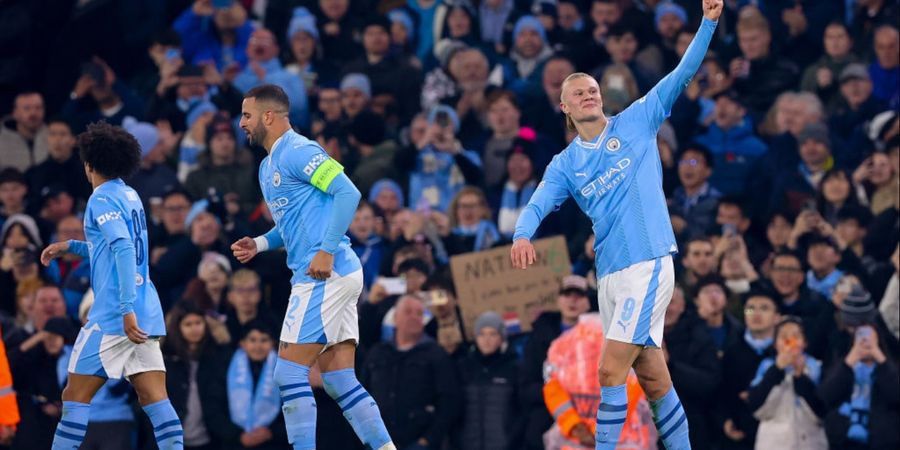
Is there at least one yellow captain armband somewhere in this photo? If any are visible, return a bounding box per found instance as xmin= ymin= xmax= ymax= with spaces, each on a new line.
xmin=310 ymin=158 xmax=344 ymax=191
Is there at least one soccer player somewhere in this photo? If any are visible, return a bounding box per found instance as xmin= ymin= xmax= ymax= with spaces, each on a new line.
xmin=230 ymin=84 xmax=395 ymax=450
xmin=41 ymin=122 xmax=182 ymax=450
xmin=510 ymin=1 xmax=723 ymax=449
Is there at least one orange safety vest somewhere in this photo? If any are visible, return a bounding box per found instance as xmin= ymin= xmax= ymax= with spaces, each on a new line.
xmin=0 ymin=325 xmax=21 ymax=428
xmin=542 ymin=315 xmax=656 ymax=450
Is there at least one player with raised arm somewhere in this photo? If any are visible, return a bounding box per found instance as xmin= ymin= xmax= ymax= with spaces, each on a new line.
xmin=42 ymin=122 xmax=182 ymax=450
xmin=510 ymin=1 xmax=723 ymax=449
xmin=230 ymin=85 xmax=396 ymax=450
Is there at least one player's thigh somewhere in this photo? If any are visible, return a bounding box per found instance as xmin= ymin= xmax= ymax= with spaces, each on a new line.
xmin=129 ymin=370 xmax=169 ymax=406
xmin=598 ymin=339 xmax=643 ymax=385
xmin=61 ymin=373 xmax=107 ymax=403
xmin=278 ymin=342 xmax=326 ymax=367
xmin=632 ymin=347 xmax=672 ymax=401
xmin=317 ymin=340 xmax=357 ymax=372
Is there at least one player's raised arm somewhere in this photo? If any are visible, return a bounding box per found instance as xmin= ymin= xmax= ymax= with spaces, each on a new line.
xmin=511 ymin=158 xmax=570 ymax=269
xmin=647 ymin=0 xmax=722 ymax=121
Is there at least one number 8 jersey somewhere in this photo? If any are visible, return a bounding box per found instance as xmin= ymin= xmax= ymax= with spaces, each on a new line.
xmin=83 ymin=179 xmax=165 ymax=336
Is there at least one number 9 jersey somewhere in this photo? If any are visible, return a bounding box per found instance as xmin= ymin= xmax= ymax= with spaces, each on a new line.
xmin=83 ymin=179 xmax=165 ymax=336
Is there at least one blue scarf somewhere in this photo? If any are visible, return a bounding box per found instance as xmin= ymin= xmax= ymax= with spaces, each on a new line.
xmin=453 ymin=220 xmax=501 ymax=252
xmin=743 ymin=330 xmax=773 ymax=356
xmin=498 ymin=180 xmax=536 ymax=238
xmin=807 ymin=269 xmax=844 ymax=299
xmin=57 ymin=345 xmax=73 ymax=389
xmin=227 ymin=349 xmax=281 ymax=431
xmin=751 ymin=354 xmax=822 ymax=387
xmin=839 ymin=362 xmax=875 ymax=443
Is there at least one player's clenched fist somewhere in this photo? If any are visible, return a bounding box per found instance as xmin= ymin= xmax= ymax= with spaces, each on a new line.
xmin=703 ymin=0 xmax=723 ymax=20
xmin=231 ymin=236 xmax=258 ymax=263
xmin=510 ymin=238 xmax=536 ymax=270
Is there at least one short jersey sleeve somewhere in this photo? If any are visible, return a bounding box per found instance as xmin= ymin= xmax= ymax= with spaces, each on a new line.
xmin=281 ymin=143 xmax=345 ymax=192
xmin=89 ymin=195 xmax=132 ymax=243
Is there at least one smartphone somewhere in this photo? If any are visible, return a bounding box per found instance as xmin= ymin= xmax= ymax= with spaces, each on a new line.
xmin=855 ymin=326 xmax=873 ymax=342
xmin=722 ymin=223 xmax=737 ymax=236
xmin=427 ymin=289 xmax=450 ymax=307
xmin=434 ymin=111 xmax=451 ymax=128
xmin=164 ymin=48 xmax=181 ymax=62
xmin=379 ymin=277 xmax=407 ymax=296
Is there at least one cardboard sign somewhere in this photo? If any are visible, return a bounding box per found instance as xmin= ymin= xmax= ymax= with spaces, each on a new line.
xmin=450 ymin=236 xmax=571 ymax=340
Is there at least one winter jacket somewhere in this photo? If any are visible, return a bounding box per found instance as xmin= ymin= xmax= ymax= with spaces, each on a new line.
xmin=747 ymin=358 xmax=828 ymax=450
xmin=519 ymin=312 xmax=566 ymax=450
xmin=455 ymin=347 xmax=521 ymax=450
xmin=0 ymin=119 xmax=48 ymax=172
xmin=695 ymin=119 xmax=768 ymax=196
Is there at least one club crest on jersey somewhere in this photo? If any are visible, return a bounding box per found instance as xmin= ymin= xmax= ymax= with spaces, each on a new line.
xmin=273 ymin=171 xmax=281 ymax=187
xmin=606 ymin=137 xmax=621 ymax=152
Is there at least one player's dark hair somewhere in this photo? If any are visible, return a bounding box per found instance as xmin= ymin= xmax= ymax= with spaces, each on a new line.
xmin=77 ymin=122 xmax=142 ymax=179
xmin=244 ymin=84 xmax=291 ymax=111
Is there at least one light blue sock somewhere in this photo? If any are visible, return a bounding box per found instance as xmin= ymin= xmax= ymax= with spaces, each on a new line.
xmin=596 ymin=384 xmax=628 ymax=450
xmin=322 ymin=368 xmax=393 ymax=449
xmin=142 ymin=399 xmax=183 ymax=450
xmin=651 ymin=387 xmax=691 ymax=450
xmin=273 ymin=358 xmax=317 ymax=450
xmin=52 ymin=401 xmax=90 ymax=449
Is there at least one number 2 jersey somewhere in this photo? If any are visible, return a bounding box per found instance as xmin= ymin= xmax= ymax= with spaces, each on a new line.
xmin=82 ymin=179 xmax=165 ymax=336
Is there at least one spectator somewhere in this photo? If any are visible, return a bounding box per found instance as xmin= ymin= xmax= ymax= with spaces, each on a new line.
xmin=173 ymin=0 xmax=253 ymax=71
xmin=746 ymin=317 xmax=828 ymax=450
xmin=339 ymin=72 xmax=372 ymax=120
xmin=816 ymin=169 xmax=866 ymax=226
xmin=285 ymin=7 xmax=338 ymax=99
xmin=679 ymin=237 xmax=717 ymax=294
xmin=879 ymin=246 xmax=899 ymax=342
xmin=184 ymin=114 xmax=259 ymax=215
xmin=225 ymin=320 xmax=288 ymax=450
xmin=360 ymin=258 xmax=432 ymax=351
xmin=869 ymin=25 xmax=899 ymax=109
xmin=368 ymin=178 xmax=405 ymax=222
xmin=850 ymin=0 xmax=900 ymax=48
xmin=315 ymin=0 xmax=364 ymax=65
xmin=695 ymin=90 xmax=768 ymax=196
xmin=421 ymin=272 xmax=469 ymax=359
xmin=224 ymin=269 xmax=278 ymax=344
xmin=163 ymin=302 xmax=239 ymax=450
xmin=182 ymin=251 xmax=233 ymax=321
xmin=149 ymin=188 xmax=192 ymax=266
xmin=820 ymin=322 xmax=899 ymax=450
xmin=234 ymin=28 xmax=309 ymax=128
xmin=0 ymin=215 xmax=43 ymax=313
xmin=7 ymin=317 xmax=76 ymax=449
xmin=520 ymin=275 xmax=591 ymax=450
xmin=443 ymin=186 xmax=500 ymax=256
xmin=828 ymin=64 xmax=889 ymax=161
xmin=479 ymin=0 xmax=516 ymax=55
xmin=592 ymin=22 xmax=655 ymax=93
xmin=833 ymin=206 xmax=873 ymax=262
xmin=855 ymin=151 xmax=898 ymax=216
xmin=43 ymin=216 xmax=90 ymax=319
xmin=310 ymin=85 xmax=343 ymax=136
xmin=36 ymin=184 xmax=75 ymax=231
xmin=662 ymin=284 xmax=722 ymax=450
xmin=717 ymin=290 xmax=781 ymax=450
xmin=360 ymin=295 xmax=462 ymax=450
xmin=730 ymin=9 xmax=800 ymax=116
xmin=493 ymin=131 xmax=541 ymax=239
xmin=761 ymin=212 xmax=794 ymax=273
xmin=407 ymin=0 xmax=443 ymax=62
xmin=131 ymin=29 xmax=183 ymax=100
xmin=402 ymin=105 xmax=483 ymax=212
xmin=670 ymin=144 xmax=722 ymax=239
xmin=349 ymin=201 xmax=391 ymax=291
xmin=123 ymin=117 xmax=180 ymax=212
xmin=61 ymin=59 xmax=145 ymax=133
xmin=388 ymin=8 xmax=419 ymax=63
xmin=455 ymin=311 xmax=520 ymax=450
xmin=521 ymin=55 xmax=573 ymax=148
xmin=147 ymin=63 xmax=243 ymax=134
xmin=347 ymin=110 xmax=399 ymax=197
xmin=806 ymin=236 xmax=845 ymax=300
xmin=801 ymin=22 xmax=860 ymax=106
xmin=0 ymin=169 xmax=29 ymax=228
xmin=0 ymin=92 xmax=48 ymax=172
xmin=693 ymin=275 xmax=742 ymax=357
xmin=344 ymin=15 xmax=423 ymax=123
xmin=770 ymin=123 xmax=834 ymax=216
xmin=654 ymin=2 xmax=688 ymax=73
xmin=24 ymin=118 xmax=90 ymax=206
xmin=500 ymin=15 xmax=554 ymax=96
xmin=477 ymin=90 xmax=532 ymax=188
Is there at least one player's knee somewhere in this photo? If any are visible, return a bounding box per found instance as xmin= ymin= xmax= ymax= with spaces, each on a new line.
xmin=273 ymin=358 xmax=308 ymax=388
xmin=61 ymin=385 xmax=91 ymax=403
xmin=597 ymin=364 xmax=627 ymax=386
xmin=321 ymin=368 xmax=359 ymax=399
xmin=636 ymin=372 xmax=671 ymax=401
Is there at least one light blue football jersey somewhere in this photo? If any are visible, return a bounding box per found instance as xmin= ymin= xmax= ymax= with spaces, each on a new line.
xmin=515 ymin=18 xmax=718 ymax=278
xmin=83 ymin=179 xmax=165 ymax=336
xmin=258 ymin=130 xmax=361 ymax=285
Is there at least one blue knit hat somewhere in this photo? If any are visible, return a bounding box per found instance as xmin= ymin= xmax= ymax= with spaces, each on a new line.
xmin=122 ymin=116 xmax=159 ymax=159
xmin=655 ymin=2 xmax=688 ymax=28
xmin=512 ymin=15 xmax=547 ymax=46
xmin=368 ymin=178 xmax=405 ymax=207
xmin=427 ymin=104 xmax=460 ymax=132
xmin=287 ymin=7 xmax=318 ymax=41
xmin=340 ymin=73 xmax=372 ymax=98
xmin=388 ymin=8 xmax=415 ymax=35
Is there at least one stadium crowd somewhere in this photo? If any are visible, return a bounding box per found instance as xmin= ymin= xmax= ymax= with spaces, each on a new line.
xmin=0 ymin=0 xmax=898 ymax=449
